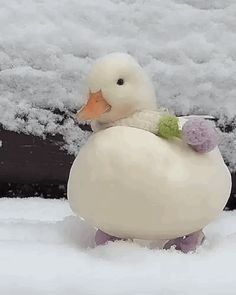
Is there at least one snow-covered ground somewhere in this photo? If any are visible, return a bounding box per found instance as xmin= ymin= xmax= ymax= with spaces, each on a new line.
xmin=0 ymin=0 xmax=235 ymax=169
xmin=0 ymin=197 xmax=236 ymax=295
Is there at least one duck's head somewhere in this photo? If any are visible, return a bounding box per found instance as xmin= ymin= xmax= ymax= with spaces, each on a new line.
xmin=77 ymin=53 xmax=156 ymax=123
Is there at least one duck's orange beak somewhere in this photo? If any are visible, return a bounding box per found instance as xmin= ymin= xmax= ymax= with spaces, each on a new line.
xmin=76 ymin=90 xmax=111 ymax=121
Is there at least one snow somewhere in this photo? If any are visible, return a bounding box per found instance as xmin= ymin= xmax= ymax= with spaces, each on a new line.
xmin=0 ymin=0 xmax=235 ymax=168
xmin=0 ymin=197 xmax=236 ymax=294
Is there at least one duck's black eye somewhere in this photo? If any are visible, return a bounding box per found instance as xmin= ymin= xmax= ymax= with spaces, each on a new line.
xmin=117 ymin=78 xmax=124 ymax=85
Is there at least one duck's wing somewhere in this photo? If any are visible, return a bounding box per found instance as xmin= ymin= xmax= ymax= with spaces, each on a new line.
xmin=178 ymin=115 xmax=216 ymax=129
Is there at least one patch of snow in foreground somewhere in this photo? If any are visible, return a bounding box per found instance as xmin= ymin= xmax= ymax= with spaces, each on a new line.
xmin=0 ymin=198 xmax=236 ymax=294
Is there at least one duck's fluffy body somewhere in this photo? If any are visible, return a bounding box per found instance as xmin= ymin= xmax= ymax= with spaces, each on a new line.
xmin=68 ymin=53 xmax=231 ymax=242
xmin=68 ymin=125 xmax=231 ymax=240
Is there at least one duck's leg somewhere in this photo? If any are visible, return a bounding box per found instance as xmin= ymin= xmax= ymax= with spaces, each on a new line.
xmin=163 ymin=230 xmax=205 ymax=253
xmin=95 ymin=229 xmax=122 ymax=246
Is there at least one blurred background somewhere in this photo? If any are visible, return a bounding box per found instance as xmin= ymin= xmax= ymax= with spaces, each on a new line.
xmin=0 ymin=0 xmax=235 ymax=206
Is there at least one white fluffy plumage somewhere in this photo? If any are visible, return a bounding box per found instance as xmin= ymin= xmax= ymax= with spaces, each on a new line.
xmin=68 ymin=53 xmax=232 ymax=240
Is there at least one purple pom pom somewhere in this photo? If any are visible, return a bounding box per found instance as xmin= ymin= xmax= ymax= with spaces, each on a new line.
xmin=193 ymin=139 xmax=218 ymax=153
xmin=182 ymin=118 xmax=218 ymax=153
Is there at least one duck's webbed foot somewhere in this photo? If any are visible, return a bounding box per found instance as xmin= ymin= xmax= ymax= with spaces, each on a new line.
xmin=95 ymin=229 xmax=122 ymax=246
xmin=163 ymin=230 xmax=205 ymax=253
xmin=182 ymin=118 xmax=218 ymax=153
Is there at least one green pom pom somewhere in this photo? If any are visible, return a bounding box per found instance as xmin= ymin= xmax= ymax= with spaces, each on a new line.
xmin=158 ymin=115 xmax=181 ymax=139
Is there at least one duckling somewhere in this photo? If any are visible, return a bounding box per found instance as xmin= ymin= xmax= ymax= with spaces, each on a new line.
xmin=68 ymin=53 xmax=231 ymax=252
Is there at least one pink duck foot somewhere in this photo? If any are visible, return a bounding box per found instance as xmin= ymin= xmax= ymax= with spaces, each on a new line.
xmin=95 ymin=229 xmax=122 ymax=246
xmin=163 ymin=230 xmax=205 ymax=253
xmin=182 ymin=118 xmax=218 ymax=153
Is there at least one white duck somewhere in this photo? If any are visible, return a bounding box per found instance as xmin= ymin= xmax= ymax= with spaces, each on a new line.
xmin=68 ymin=53 xmax=232 ymax=252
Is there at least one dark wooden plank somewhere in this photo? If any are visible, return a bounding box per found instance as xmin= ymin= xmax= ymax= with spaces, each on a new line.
xmin=0 ymin=127 xmax=235 ymax=210
xmin=226 ymin=173 xmax=236 ymax=210
xmin=0 ymin=129 xmax=75 ymax=184
xmin=0 ymin=183 xmax=68 ymax=199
